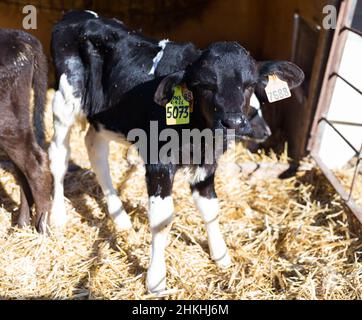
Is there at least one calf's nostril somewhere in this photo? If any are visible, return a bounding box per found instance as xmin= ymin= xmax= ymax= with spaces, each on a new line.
xmin=221 ymin=118 xmax=253 ymax=136
xmin=221 ymin=120 xmax=233 ymax=129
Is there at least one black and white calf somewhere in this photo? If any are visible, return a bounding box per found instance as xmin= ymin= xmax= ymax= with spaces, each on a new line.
xmin=49 ymin=11 xmax=304 ymax=293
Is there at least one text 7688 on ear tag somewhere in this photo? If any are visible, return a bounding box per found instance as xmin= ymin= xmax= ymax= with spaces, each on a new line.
xmin=265 ymin=74 xmax=291 ymax=103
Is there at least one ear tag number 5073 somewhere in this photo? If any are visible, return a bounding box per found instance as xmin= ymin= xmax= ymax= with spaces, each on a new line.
xmin=166 ymin=85 xmax=191 ymax=125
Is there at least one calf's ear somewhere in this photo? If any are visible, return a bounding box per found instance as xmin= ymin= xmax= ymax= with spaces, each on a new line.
xmin=154 ymin=71 xmax=185 ymax=106
xmin=255 ymin=61 xmax=304 ymax=103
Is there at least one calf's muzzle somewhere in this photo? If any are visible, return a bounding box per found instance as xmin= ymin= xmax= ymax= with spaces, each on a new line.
xmin=220 ymin=114 xmax=254 ymax=137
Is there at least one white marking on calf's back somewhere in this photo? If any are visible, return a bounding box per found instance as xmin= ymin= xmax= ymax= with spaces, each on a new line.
xmin=148 ymin=39 xmax=170 ymax=75
xmin=85 ymin=10 xmax=99 ymax=18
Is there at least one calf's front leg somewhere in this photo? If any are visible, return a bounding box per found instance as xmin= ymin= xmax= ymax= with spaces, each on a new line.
xmin=145 ymin=164 xmax=175 ymax=294
xmin=191 ymin=174 xmax=232 ymax=268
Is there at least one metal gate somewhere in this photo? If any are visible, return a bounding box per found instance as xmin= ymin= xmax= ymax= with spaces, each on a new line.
xmin=309 ymin=0 xmax=362 ymax=223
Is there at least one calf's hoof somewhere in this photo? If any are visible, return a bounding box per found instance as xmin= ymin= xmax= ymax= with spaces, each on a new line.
xmin=50 ymin=215 xmax=68 ymax=229
xmin=112 ymin=210 xmax=133 ymax=231
xmin=49 ymin=203 xmax=68 ymax=229
xmin=35 ymin=212 xmax=50 ymax=234
xmin=214 ymin=252 xmax=232 ymax=269
xmin=147 ymin=275 xmax=166 ymax=295
xmin=16 ymin=217 xmax=31 ymax=229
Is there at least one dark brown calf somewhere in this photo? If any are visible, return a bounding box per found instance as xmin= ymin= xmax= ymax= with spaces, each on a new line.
xmin=0 ymin=29 xmax=52 ymax=232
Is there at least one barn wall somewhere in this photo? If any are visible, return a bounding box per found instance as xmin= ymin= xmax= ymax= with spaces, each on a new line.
xmin=258 ymin=0 xmax=339 ymax=159
xmin=0 ymin=0 xmax=335 ymax=159
xmin=0 ymin=0 xmax=265 ymax=74
xmin=0 ymin=2 xmax=58 ymax=62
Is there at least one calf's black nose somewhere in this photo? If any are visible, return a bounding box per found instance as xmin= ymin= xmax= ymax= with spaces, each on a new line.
xmin=221 ymin=116 xmax=253 ymax=137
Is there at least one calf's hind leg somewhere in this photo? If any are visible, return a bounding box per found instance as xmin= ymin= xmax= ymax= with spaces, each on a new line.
xmin=85 ymin=126 xmax=132 ymax=230
xmin=5 ymin=138 xmax=52 ymax=233
xmin=48 ymin=74 xmax=80 ymax=228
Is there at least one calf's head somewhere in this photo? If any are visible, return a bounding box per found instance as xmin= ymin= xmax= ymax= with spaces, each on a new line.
xmin=154 ymin=42 xmax=304 ymax=139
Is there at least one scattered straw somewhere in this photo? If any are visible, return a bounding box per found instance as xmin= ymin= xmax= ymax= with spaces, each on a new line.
xmin=0 ymin=90 xmax=361 ymax=300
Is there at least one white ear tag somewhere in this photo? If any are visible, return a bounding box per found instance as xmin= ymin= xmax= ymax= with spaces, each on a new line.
xmin=265 ymin=74 xmax=291 ymax=103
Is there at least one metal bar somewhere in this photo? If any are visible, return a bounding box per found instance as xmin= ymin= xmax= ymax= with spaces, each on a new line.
xmin=291 ymin=13 xmax=300 ymax=63
xmin=340 ymin=26 xmax=362 ymax=38
xmin=329 ymin=120 xmax=362 ymax=127
xmin=330 ymin=72 xmax=362 ymax=96
xmin=318 ymin=118 xmax=360 ymax=155
xmin=308 ymin=0 xmax=354 ymax=153
xmin=349 ymin=145 xmax=362 ymax=200
xmin=312 ymin=152 xmax=362 ymax=224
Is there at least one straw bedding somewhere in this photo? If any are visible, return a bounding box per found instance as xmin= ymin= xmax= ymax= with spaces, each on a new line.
xmin=0 ymin=90 xmax=361 ymax=300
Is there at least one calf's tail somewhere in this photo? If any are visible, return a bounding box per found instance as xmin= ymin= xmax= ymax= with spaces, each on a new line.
xmin=83 ymin=40 xmax=105 ymax=116
xmin=32 ymin=44 xmax=48 ymax=148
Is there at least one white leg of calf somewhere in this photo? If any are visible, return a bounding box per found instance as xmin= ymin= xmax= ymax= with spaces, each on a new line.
xmin=85 ymin=127 xmax=132 ymax=230
xmin=48 ymin=90 xmax=73 ymax=228
xmin=147 ymin=196 xmax=174 ymax=294
xmin=193 ymin=191 xmax=231 ymax=268
xmin=49 ymin=74 xmax=84 ymax=228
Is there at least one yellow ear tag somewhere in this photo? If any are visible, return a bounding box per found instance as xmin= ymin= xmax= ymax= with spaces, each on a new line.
xmin=165 ymin=85 xmax=191 ymax=125
xmin=265 ymin=74 xmax=291 ymax=103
